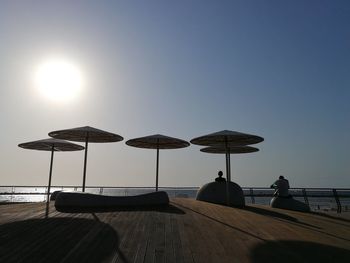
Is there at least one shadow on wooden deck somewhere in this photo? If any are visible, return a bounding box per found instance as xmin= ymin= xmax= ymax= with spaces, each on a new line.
xmin=0 ymin=217 xmax=125 ymax=263
xmin=251 ymin=240 xmax=350 ymax=263
xmin=244 ymin=206 xmax=322 ymax=229
xmin=310 ymin=211 xmax=350 ymax=224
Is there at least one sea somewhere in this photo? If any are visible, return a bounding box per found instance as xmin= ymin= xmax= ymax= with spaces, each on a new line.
xmin=1 ymin=186 xmax=349 ymax=212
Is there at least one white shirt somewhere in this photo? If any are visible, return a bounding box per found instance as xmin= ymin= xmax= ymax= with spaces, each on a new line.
xmin=273 ymin=179 xmax=290 ymax=197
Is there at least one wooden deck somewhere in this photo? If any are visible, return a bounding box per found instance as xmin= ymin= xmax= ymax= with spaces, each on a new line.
xmin=0 ymin=198 xmax=350 ymax=263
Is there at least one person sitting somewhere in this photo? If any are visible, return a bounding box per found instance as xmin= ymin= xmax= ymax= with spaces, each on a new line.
xmin=270 ymin=175 xmax=290 ymax=197
xmin=270 ymin=175 xmax=310 ymax=212
xmin=215 ymin=171 xmax=226 ymax=182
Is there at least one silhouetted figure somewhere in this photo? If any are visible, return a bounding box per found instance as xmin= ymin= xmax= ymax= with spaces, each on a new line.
xmin=215 ymin=171 xmax=226 ymax=182
xmin=270 ymin=175 xmax=309 ymax=212
xmin=270 ymin=175 xmax=290 ymax=197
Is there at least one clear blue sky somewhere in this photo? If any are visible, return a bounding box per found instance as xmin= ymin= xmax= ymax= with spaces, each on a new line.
xmin=0 ymin=0 xmax=349 ymax=188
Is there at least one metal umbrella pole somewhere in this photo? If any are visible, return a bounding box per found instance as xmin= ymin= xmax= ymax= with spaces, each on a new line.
xmin=225 ymin=138 xmax=231 ymax=206
xmin=228 ymin=147 xmax=231 ymax=182
xmin=45 ymin=146 xmax=54 ymax=218
xmin=156 ymin=144 xmax=159 ymax=191
xmin=82 ymin=135 xmax=89 ymax=192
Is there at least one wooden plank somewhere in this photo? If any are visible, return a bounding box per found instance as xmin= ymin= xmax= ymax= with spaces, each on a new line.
xmin=153 ymin=212 xmax=166 ymax=263
xmin=176 ymin=213 xmax=195 ymax=263
xmin=143 ymin=211 xmax=158 ymax=263
xmin=133 ymin=210 xmax=153 ymax=263
xmin=164 ymin=213 xmax=175 ymax=263
xmin=115 ymin=210 xmax=146 ymax=263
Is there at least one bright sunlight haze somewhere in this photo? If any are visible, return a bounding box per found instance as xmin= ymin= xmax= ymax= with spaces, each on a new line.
xmin=35 ymin=58 xmax=82 ymax=102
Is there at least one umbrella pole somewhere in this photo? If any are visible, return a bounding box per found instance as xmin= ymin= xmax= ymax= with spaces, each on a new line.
xmin=156 ymin=147 xmax=159 ymax=191
xmin=225 ymin=138 xmax=230 ymax=206
xmin=82 ymin=137 xmax=88 ymax=192
xmin=46 ymin=147 xmax=54 ymax=218
xmin=228 ymin=148 xmax=231 ymax=182
xmin=225 ymin=152 xmax=231 ymax=206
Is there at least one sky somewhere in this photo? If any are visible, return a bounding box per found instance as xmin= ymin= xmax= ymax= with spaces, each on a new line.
xmin=0 ymin=0 xmax=349 ymax=188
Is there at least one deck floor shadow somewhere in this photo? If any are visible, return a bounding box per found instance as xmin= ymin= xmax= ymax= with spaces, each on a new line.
xmin=251 ymin=240 xmax=350 ymax=263
xmin=0 ymin=217 xmax=122 ymax=263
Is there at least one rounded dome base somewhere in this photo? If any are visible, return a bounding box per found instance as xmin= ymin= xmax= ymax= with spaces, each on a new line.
xmin=270 ymin=196 xmax=310 ymax=212
xmin=196 ymin=181 xmax=245 ymax=207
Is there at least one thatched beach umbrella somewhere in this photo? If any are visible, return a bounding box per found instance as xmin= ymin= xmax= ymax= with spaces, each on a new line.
xmin=191 ymin=130 xmax=263 ymax=181
xmin=126 ymin=134 xmax=190 ymax=191
xmin=191 ymin=130 xmax=263 ymax=206
xmin=18 ymin=138 xmax=84 ymax=217
xmin=49 ymin=126 xmax=123 ymax=192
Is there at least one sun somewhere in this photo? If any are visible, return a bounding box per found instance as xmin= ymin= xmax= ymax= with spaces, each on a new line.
xmin=35 ymin=58 xmax=83 ymax=102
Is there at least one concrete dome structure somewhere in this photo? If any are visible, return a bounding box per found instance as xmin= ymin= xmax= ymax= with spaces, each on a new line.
xmin=196 ymin=181 xmax=245 ymax=207
xmin=270 ymin=197 xmax=310 ymax=212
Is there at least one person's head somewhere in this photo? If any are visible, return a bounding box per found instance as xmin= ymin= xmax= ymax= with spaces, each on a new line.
xmin=218 ymin=171 xmax=223 ymax=177
xmin=279 ymin=175 xmax=285 ymax=179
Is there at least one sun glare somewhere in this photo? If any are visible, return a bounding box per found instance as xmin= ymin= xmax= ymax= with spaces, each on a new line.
xmin=35 ymin=58 xmax=83 ymax=102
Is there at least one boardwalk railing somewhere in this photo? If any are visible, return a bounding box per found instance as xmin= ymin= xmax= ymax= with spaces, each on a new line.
xmin=1 ymin=186 xmax=349 ymax=213
xmin=242 ymin=187 xmax=350 ymax=213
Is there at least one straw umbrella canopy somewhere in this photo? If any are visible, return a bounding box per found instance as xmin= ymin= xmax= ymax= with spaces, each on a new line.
xmin=18 ymin=138 xmax=84 ymax=217
xmin=191 ymin=130 xmax=264 ymax=147
xmin=201 ymin=145 xmax=259 ymax=154
xmin=48 ymin=126 xmax=123 ymax=192
xmin=200 ymin=145 xmax=259 ymax=182
xmin=125 ymin=134 xmax=190 ymax=191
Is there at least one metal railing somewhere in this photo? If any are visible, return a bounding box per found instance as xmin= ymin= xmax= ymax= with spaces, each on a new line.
xmin=242 ymin=187 xmax=350 ymax=213
xmin=1 ymin=186 xmax=349 ymax=213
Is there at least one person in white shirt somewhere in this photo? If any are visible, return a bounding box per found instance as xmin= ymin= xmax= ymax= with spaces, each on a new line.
xmin=271 ymin=175 xmax=290 ymax=197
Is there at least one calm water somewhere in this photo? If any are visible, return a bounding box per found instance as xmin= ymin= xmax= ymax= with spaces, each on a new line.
xmin=1 ymin=186 xmax=349 ymax=212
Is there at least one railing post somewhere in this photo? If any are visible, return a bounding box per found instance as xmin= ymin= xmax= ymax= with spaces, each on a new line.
xmin=250 ymin=188 xmax=255 ymax=204
xmin=11 ymin=186 xmax=15 ymax=202
xmin=302 ymin=188 xmax=309 ymax=206
xmin=99 ymin=187 xmax=103 ymax=195
xmin=333 ymin=189 xmax=342 ymax=213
